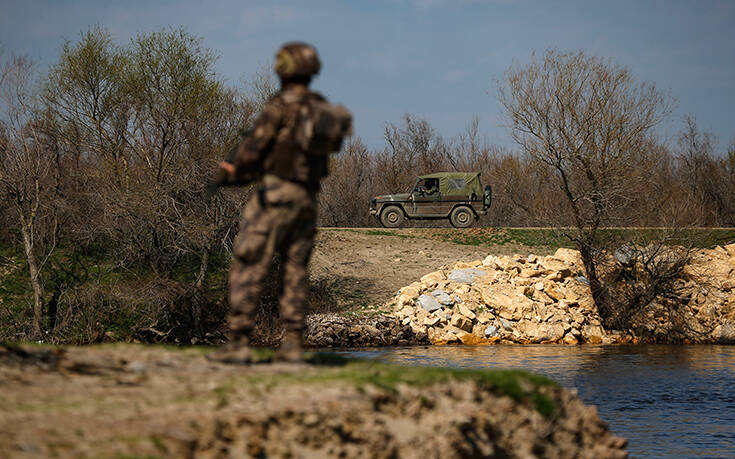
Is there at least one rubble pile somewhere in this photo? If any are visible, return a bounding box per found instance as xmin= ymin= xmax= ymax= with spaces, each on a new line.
xmin=390 ymin=245 xmax=735 ymax=345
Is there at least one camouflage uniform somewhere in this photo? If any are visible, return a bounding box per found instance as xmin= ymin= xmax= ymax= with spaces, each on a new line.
xmin=225 ymin=43 xmax=350 ymax=359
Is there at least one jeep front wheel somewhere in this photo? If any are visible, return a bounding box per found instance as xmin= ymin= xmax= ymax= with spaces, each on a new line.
xmin=380 ymin=205 xmax=405 ymax=228
xmin=450 ymin=206 xmax=474 ymax=228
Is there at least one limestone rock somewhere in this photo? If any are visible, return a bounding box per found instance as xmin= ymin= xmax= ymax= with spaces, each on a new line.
xmin=563 ymin=333 xmax=579 ymax=344
xmin=553 ymin=248 xmax=583 ymax=267
xmin=454 ymin=260 xmax=483 ymax=269
xmin=478 ymin=283 xmax=536 ymax=321
xmin=450 ymin=314 xmax=473 ymax=332
xmin=484 ymin=325 xmax=498 ymax=337
xmin=482 ymin=255 xmax=497 ymax=267
xmin=476 ymin=312 xmax=491 ymax=324
xmin=424 ymin=316 xmax=441 ymax=327
xmin=494 ymin=257 xmax=523 ymax=273
xmin=498 ymin=317 xmax=513 ymax=331
xmin=417 ymin=294 xmax=442 ymax=313
xmin=420 ymin=271 xmax=445 ymax=287
xmin=448 ymin=268 xmax=486 ymax=284
xmin=457 ymin=304 xmax=476 ymax=320
xmin=431 ymin=289 xmax=454 ymax=306
xmin=713 ymin=323 xmax=735 ymax=344
xmin=516 ymin=321 xmax=565 ymax=343
xmin=544 ymin=282 xmax=565 ymax=301
xmin=521 ymin=267 xmax=545 ymax=278
xmin=540 ymin=256 xmax=573 ymax=278
xmin=397 ymin=294 xmax=417 ymax=309
xmin=399 ymin=282 xmax=422 ymax=300
xmin=583 ymin=325 xmax=605 ymax=344
xmin=457 ymin=331 xmax=496 ymax=345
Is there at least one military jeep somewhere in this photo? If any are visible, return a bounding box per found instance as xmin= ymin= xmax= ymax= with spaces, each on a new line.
xmin=369 ymin=172 xmax=491 ymax=228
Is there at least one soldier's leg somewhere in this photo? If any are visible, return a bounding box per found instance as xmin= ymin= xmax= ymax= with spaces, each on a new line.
xmin=228 ymin=255 xmax=270 ymax=340
xmin=274 ymin=215 xmax=315 ymax=362
xmin=279 ymin=234 xmax=313 ymax=332
xmin=222 ymin=200 xmax=278 ymax=362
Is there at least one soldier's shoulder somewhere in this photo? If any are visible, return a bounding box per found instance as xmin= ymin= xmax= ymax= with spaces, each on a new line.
xmin=264 ymin=91 xmax=288 ymax=108
xmin=306 ymin=89 xmax=327 ymax=102
xmin=258 ymin=92 xmax=289 ymax=119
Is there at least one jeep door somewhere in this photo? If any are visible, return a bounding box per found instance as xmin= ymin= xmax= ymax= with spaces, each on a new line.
xmin=410 ymin=178 xmax=442 ymax=216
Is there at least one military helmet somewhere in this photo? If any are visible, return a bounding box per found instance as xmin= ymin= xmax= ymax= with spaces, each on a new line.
xmin=274 ymin=42 xmax=321 ymax=79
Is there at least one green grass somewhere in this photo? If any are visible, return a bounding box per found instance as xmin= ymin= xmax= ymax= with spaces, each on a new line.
xmin=333 ymin=227 xmax=735 ymax=250
xmin=428 ymin=228 xmax=570 ymax=248
xmin=327 ymin=228 xmax=416 ymax=239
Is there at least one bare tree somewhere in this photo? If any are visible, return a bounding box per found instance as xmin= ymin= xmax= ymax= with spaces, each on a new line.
xmin=0 ymin=55 xmax=61 ymax=337
xmin=319 ymin=137 xmax=375 ymax=227
xmin=498 ymin=49 xmax=674 ymax=324
xmin=676 ymin=116 xmax=733 ymax=225
xmin=244 ymin=63 xmax=278 ymax=112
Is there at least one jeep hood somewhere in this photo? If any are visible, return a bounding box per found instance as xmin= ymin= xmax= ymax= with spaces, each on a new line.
xmin=373 ymin=193 xmax=410 ymax=202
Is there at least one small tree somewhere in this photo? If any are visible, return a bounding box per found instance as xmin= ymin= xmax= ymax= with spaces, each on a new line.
xmin=498 ymin=49 xmax=674 ymax=324
xmin=0 ymin=55 xmax=61 ymax=337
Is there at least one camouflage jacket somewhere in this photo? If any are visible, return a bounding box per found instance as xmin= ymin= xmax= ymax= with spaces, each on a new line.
xmin=232 ymin=84 xmax=349 ymax=192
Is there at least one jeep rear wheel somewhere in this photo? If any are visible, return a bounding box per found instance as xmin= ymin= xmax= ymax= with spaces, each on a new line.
xmin=450 ymin=206 xmax=474 ymax=228
xmin=380 ymin=205 xmax=405 ymax=228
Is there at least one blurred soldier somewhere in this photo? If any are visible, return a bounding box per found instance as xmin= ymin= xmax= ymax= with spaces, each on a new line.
xmin=214 ymin=42 xmax=351 ymax=363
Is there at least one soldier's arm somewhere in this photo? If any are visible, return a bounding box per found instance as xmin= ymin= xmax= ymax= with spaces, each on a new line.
xmin=232 ymin=102 xmax=282 ymax=174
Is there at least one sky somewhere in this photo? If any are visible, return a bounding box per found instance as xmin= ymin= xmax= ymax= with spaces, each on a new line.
xmin=1 ymin=0 xmax=734 ymax=152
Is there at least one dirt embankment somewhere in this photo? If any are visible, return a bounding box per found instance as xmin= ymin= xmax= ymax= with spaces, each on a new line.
xmin=309 ymin=228 xmax=549 ymax=311
xmin=0 ymin=344 xmax=627 ymax=458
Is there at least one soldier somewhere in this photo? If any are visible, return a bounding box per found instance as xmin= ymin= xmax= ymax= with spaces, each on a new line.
xmin=214 ymin=42 xmax=351 ymax=363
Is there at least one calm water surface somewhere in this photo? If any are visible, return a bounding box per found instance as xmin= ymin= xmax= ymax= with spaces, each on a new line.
xmin=339 ymin=345 xmax=735 ymax=458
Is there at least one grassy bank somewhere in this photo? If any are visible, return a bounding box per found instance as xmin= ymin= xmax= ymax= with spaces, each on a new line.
xmin=328 ymin=227 xmax=735 ymax=250
xmin=2 ymin=343 xmax=559 ymax=418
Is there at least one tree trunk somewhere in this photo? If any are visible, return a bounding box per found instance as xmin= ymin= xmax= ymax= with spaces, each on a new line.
xmin=194 ymin=248 xmax=210 ymax=292
xmin=579 ymin=244 xmax=612 ymax=327
xmin=20 ymin=224 xmax=43 ymax=338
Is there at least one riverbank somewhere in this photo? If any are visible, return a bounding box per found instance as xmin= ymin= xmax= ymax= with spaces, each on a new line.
xmin=0 ymin=344 xmax=627 ymax=458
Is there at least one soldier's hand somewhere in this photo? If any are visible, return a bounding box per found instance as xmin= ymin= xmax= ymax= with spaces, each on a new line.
xmin=220 ymin=161 xmax=236 ymax=177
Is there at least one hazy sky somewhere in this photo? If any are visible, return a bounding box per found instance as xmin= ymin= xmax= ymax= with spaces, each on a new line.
xmin=1 ymin=0 xmax=733 ymax=151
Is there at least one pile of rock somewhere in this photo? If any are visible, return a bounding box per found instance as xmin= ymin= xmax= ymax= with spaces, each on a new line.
xmin=305 ymin=313 xmax=426 ymax=347
xmin=390 ymin=245 xmax=735 ymax=345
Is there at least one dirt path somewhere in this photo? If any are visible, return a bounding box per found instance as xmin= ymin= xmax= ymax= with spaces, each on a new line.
xmin=309 ymin=228 xmax=552 ymax=311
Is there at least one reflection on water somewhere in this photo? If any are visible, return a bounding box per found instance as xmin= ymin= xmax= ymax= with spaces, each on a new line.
xmin=339 ymin=345 xmax=735 ymax=458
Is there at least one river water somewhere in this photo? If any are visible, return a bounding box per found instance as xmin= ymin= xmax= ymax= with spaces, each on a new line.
xmin=339 ymin=345 xmax=735 ymax=458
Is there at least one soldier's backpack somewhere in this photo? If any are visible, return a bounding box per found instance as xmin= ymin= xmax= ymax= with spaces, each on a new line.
xmin=296 ymin=98 xmax=352 ymax=154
